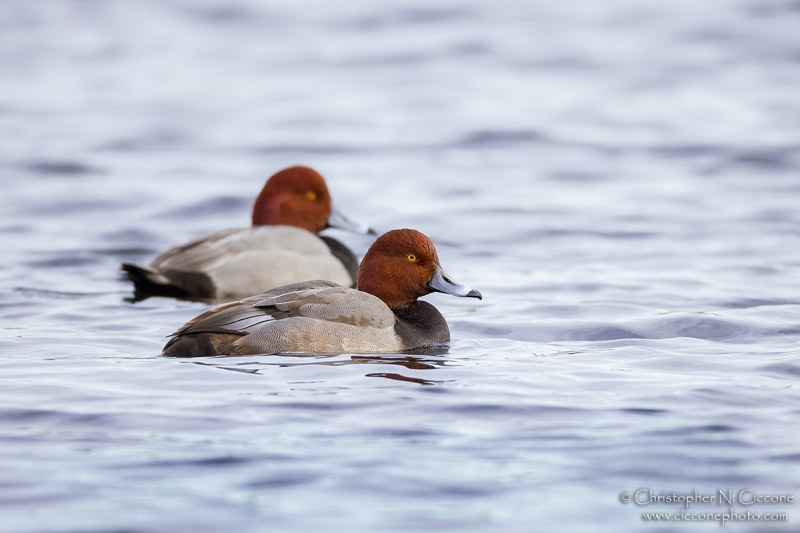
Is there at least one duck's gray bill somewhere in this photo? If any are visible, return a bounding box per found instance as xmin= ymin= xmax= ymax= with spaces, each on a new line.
xmin=327 ymin=206 xmax=375 ymax=235
xmin=427 ymin=265 xmax=482 ymax=300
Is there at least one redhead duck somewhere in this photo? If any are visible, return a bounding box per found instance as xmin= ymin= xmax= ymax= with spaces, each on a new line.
xmin=162 ymin=229 xmax=481 ymax=356
xmin=122 ymin=166 xmax=371 ymax=299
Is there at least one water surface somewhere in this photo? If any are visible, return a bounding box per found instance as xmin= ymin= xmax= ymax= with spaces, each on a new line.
xmin=1 ymin=0 xmax=800 ymax=531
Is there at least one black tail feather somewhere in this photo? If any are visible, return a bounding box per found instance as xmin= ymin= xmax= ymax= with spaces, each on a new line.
xmin=162 ymin=332 xmax=244 ymax=357
xmin=121 ymin=263 xmax=189 ymax=298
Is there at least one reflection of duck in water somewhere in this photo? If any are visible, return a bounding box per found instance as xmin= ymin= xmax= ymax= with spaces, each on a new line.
xmin=122 ymin=166 xmax=371 ymax=299
xmin=163 ymin=229 xmax=482 ymax=357
xmin=199 ymin=354 xmax=447 ymax=385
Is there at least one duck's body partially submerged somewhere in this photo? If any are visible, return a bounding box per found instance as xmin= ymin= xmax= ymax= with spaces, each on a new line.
xmin=123 ymin=226 xmax=357 ymax=299
xmin=162 ymin=229 xmax=481 ymax=356
xmin=161 ymin=279 xmax=451 ymax=356
xmin=122 ymin=166 xmax=369 ymax=299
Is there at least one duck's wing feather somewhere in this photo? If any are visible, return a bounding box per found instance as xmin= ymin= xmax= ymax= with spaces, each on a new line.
xmin=152 ymin=226 xmax=338 ymax=275
xmin=171 ymin=280 xmax=345 ymax=336
xmin=165 ymin=280 xmax=403 ymax=356
xmin=151 ymin=227 xmax=250 ymax=273
xmin=253 ymin=285 xmax=395 ymax=328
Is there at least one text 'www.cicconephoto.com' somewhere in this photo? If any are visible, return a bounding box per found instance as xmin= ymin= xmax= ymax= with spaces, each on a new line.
xmin=618 ymin=488 xmax=793 ymax=527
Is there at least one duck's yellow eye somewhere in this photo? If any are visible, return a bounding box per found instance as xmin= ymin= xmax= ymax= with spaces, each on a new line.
xmin=305 ymin=191 xmax=317 ymax=201
xmin=407 ymin=254 xmax=417 ymax=262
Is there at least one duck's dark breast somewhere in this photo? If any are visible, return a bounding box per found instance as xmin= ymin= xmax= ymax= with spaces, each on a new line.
xmin=392 ymin=301 xmax=450 ymax=349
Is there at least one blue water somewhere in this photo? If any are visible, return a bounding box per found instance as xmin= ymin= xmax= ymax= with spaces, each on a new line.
xmin=1 ymin=1 xmax=800 ymax=531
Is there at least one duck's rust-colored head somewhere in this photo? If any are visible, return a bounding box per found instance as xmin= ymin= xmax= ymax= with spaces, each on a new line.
xmin=357 ymin=229 xmax=481 ymax=309
xmin=251 ymin=166 xmax=331 ymax=233
xmin=252 ymin=166 xmax=370 ymax=235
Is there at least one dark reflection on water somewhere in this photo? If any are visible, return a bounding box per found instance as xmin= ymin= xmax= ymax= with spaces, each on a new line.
xmin=1 ymin=0 xmax=800 ymax=532
xmin=191 ymin=353 xmax=448 ymax=383
xmin=365 ymin=373 xmax=439 ymax=385
xmin=244 ymin=472 xmax=320 ymax=489
xmin=157 ymin=196 xmax=250 ymax=220
xmin=25 ymin=161 xmax=100 ymax=176
xmin=455 ymin=129 xmax=545 ymax=148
